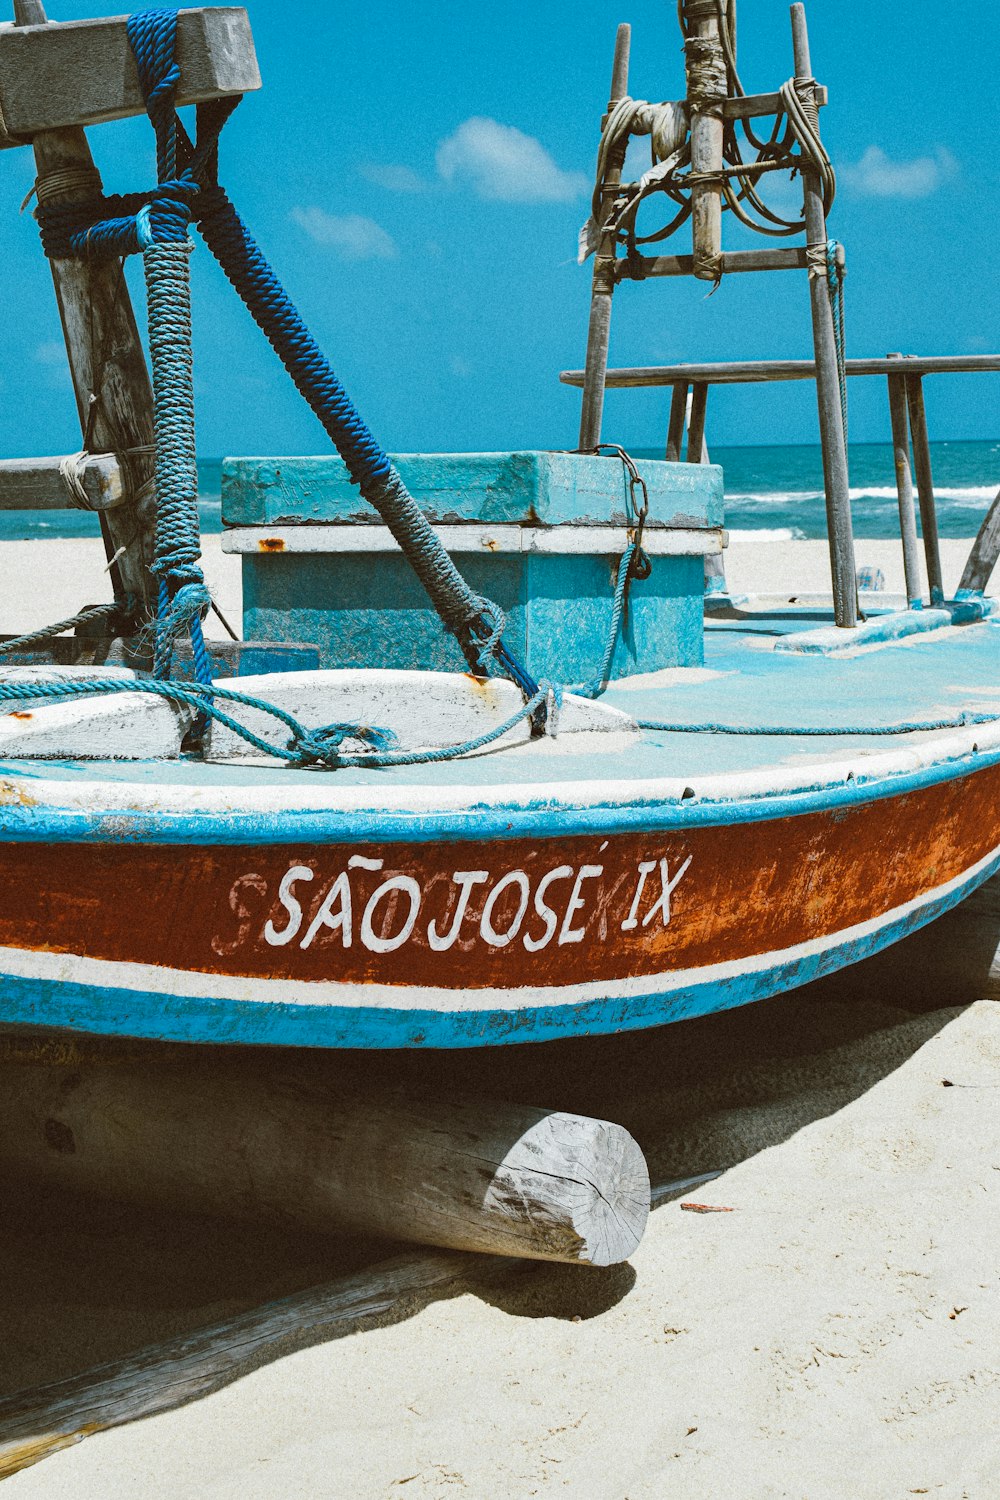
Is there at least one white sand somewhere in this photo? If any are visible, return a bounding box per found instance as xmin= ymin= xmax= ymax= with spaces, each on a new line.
xmin=0 ymin=534 xmax=981 ymax=641
xmin=4 ymin=993 xmax=1000 ymax=1498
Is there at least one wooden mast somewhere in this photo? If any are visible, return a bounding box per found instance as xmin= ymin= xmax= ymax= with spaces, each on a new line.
xmin=789 ymin=2 xmax=857 ymax=628
xmin=12 ymin=0 xmax=157 ymax=617
xmin=577 ymin=23 xmax=631 ymax=450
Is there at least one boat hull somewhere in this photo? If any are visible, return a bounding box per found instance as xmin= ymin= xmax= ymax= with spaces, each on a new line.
xmin=1 ymin=750 xmax=998 ymax=1046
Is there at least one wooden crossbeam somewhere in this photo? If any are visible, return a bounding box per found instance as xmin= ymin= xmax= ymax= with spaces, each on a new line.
xmin=0 ymin=453 xmax=123 ymax=511
xmin=0 ymin=6 xmax=259 ymax=145
xmin=617 ymin=247 xmax=808 ymax=281
xmin=722 ymin=84 xmax=827 ymax=120
xmin=560 ymin=354 xmax=1000 ymax=388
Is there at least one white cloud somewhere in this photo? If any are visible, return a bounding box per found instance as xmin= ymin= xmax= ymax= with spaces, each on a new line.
xmin=290 ymin=207 xmax=398 ymax=260
xmin=359 ymin=162 xmax=428 ymax=194
xmin=840 ymin=145 xmax=958 ymax=199
xmin=435 ymin=117 xmax=588 ymax=203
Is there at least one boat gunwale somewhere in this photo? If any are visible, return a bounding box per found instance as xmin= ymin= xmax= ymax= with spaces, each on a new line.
xmin=0 ymin=715 xmax=998 ymax=843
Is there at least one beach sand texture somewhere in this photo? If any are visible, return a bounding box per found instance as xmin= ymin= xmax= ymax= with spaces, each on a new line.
xmin=0 ymin=534 xmax=997 ymax=1496
xmin=2 ymin=989 xmax=998 ymax=1499
xmin=0 ymin=534 xmax=983 ymax=639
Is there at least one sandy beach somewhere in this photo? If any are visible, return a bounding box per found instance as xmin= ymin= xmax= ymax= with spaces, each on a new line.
xmin=0 ymin=533 xmax=981 ymax=642
xmin=0 ymin=533 xmax=997 ymax=1495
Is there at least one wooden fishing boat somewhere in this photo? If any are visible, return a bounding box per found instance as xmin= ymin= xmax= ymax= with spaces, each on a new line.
xmin=0 ymin=0 xmax=998 ymax=1061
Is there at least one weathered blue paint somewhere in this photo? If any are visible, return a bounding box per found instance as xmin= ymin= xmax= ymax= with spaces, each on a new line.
xmin=233 ymin=450 xmax=716 ymax=677
xmin=775 ymin=598 xmax=1000 ymax=654
xmin=242 ymin=549 xmax=705 ymax=678
xmin=222 ymin=451 xmax=725 ymax=529
xmin=1 ymin=845 xmax=995 ymax=1050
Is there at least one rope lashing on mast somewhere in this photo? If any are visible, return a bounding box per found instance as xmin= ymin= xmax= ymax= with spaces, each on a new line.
xmin=33 ymin=7 xmax=538 ymax=702
xmin=579 ymin=99 xmax=689 ymax=263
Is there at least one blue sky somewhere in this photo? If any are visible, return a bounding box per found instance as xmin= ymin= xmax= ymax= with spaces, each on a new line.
xmin=1 ymin=0 xmax=997 ymax=460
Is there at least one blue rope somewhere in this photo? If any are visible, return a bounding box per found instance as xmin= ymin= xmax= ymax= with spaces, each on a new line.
xmin=574 ymin=543 xmax=636 ymax=698
xmin=0 ymin=675 xmax=548 ymax=770
xmin=637 ymin=709 xmax=1000 ymax=737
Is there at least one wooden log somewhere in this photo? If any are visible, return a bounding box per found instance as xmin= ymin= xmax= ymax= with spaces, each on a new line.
xmin=958 ymin=486 xmax=1000 ymax=596
xmin=0 ymin=453 xmax=123 ymax=512
xmin=0 ymin=6 xmax=259 ymax=143
xmin=904 ymin=371 xmax=945 ymax=604
xmin=665 ymin=381 xmax=689 ymax=460
xmin=790 ymin=2 xmax=856 ymax=629
xmin=682 ymin=0 xmax=726 ymax=281
xmin=561 ymin=354 xmax=1000 ymax=388
xmin=577 ymin=23 xmax=631 ymax=449
xmin=885 ymin=355 xmax=923 ymax=607
xmin=0 ymin=1046 xmax=650 ymax=1267
xmin=0 ymin=1248 xmax=494 ymax=1481
xmin=618 ymin=246 xmax=809 ymax=280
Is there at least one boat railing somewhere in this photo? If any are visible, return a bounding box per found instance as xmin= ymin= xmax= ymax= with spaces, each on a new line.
xmin=561 ymin=355 xmax=1000 ymax=610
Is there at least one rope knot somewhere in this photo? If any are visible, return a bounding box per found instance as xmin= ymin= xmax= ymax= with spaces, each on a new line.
xmin=287 ymin=721 xmax=399 ymax=769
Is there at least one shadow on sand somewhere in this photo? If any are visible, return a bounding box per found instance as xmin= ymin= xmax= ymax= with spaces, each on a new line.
xmin=0 ymin=961 xmax=980 ymax=1472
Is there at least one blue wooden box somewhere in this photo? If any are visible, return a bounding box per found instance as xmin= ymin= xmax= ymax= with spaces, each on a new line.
xmin=221 ymin=452 xmax=725 ymax=680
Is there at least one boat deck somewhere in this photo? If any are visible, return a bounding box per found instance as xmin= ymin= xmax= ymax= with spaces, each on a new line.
xmin=2 ymin=605 xmax=997 ymax=805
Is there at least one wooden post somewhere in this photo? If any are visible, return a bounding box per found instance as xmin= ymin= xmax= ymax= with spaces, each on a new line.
xmin=904 ymin=370 xmax=945 ymax=604
xmin=790 ymin=2 xmax=857 ymax=628
xmin=13 ymin=0 xmax=156 ymax=613
xmin=577 ymin=23 xmax=630 ymax=449
xmin=686 ymin=381 xmax=709 ymax=462
xmin=0 ymin=1044 xmax=650 ymax=1267
xmin=666 ymin=381 xmax=689 ymax=460
xmin=885 ymin=354 xmax=923 ymax=608
xmin=958 ymin=486 xmax=1000 ymax=596
xmin=681 ymin=0 xmax=726 ymax=282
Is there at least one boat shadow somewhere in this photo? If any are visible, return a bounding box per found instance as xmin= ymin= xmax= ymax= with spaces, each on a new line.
xmin=0 ymin=975 xmax=974 ymax=1473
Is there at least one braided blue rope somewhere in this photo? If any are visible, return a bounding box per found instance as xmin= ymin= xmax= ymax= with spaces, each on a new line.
xmin=0 ymin=676 xmax=548 ymax=770
xmin=637 ymin=710 xmax=1000 ymax=737
xmin=574 ymin=543 xmax=636 ymax=698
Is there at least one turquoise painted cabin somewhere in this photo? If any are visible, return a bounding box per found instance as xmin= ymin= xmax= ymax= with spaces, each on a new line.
xmin=221 ymin=452 xmax=725 ymax=681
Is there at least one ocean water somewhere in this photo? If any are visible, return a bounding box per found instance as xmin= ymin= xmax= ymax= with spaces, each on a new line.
xmin=2 ymin=443 xmax=996 ymax=541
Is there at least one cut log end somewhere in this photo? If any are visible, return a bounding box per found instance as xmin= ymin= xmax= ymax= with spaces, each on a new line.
xmin=479 ymin=1112 xmax=650 ymax=1267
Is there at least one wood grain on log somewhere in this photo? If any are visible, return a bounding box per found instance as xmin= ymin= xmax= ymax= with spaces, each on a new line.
xmin=0 ymin=1049 xmax=650 ymax=1267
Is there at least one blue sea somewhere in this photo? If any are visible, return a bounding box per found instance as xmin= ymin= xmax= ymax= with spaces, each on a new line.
xmin=4 ymin=442 xmax=996 ymax=541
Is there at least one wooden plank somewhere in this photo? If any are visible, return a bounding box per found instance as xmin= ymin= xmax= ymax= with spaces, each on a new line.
xmin=958 ymin=486 xmax=1000 ymax=595
xmin=0 ymin=453 xmax=123 ymax=511
xmin=0 ymin=7 xmax=259 ymax=143
xmin=617 ymin=247 xmax=809 ymax=281
xmin=0 ymin=1048 xmax=650 ymax=1265
xmin=560 ymin=354 xmax=1000 ymax=388
xmin=222 ymin=524 xmax=724 ymax=557
xmin=722 ymin=84 xmax=827 ymax=120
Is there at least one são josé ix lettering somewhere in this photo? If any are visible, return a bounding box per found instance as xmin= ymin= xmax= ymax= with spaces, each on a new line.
xmin=223 ymin=853 xmax=692 ymax=956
